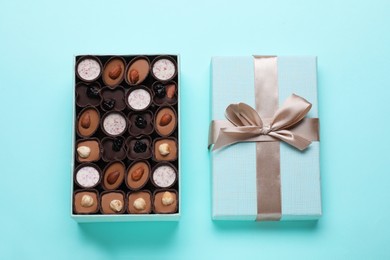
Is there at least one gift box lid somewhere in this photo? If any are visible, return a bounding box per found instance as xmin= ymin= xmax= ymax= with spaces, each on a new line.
xmin=210 ymin=56 xmax=322 ymax=221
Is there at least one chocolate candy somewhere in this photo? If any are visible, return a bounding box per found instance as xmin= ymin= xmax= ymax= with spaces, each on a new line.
xmin=102 ymin=112 xmax=127 ymax=136
xmin=152 ymin=57 xmax=176 ymax=81
xmin=77 ymin=107 xmax=100 ymax=137
xmin=101 ymin=137 xmax=127 ymax=162
xmin=103 ymin=57 xmax=125 ymax=87
xmin=75 ymin=163 xmax=101 ymax=188
xmin=76 ymin=56 xmax=102 ymax=82
xmin=102 ymin=161 xmax=125 ymax=190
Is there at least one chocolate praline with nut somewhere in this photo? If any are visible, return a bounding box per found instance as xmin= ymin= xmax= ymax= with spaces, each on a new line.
xmin=103 ymin=161 xmax=125 ymax=190
xmin=76 ymin=138 xmax=101 ymax=162
xmin=127 ymin=191 xmax=152 ymax=214
xmin=153 ymin=190 xmax=178 ymax=214
xmin=154 ymin=138 xmax=178 ymax=161
xmin=74 ymin=190 xmax=99 ymax=214
xmin=155 ymin=106 xmax=177 ymax=137
xmin=100 ymin=191 xmax=126 ymax=214
xmin=126 ymin=160 xmax=150 ymax=190
xmin=125 ymin=57 xmax=150 ymax=85
xmin=77 ymin=107 xmax=100 ymax=137
xmin=102 ymin=57 xmax=125 ymax=87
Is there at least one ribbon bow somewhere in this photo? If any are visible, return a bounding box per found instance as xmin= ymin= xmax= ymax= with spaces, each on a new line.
xmin=213 ymin=94 xmax=313 ymax=151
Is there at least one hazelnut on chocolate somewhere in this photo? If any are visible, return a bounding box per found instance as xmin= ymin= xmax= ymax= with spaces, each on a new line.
xmin=81 ymin=195 xmax=94 ymax=207
xmin=110 ymin=199 xmax=123 ymax=212
xmin=133 ymin=198 xmax=146 ymax=210
xmin=162 ymin=192 xmax=174 ymax=206
xmin=77 ymin=146 xmax=91 ymax=159
xmin=128 ymin=191 xmax=151 ymax=214
xmin=153 ymin=190 xmax=178 ymax=214
xmin=158 ymin=143 xmax=170 ymax=156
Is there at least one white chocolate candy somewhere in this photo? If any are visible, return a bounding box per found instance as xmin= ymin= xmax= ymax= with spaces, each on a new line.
xmin=127 ymin=89 xmax=151 ymax=110
xmin=77 ymin=58 xmax=101 ymax=81
xmin=153 ymin=165 xmax=176 ymax=188
xmin=103 ymin=112 xmax=127 ymax=136
xmin=152 ymin=58 xmax=176 ymax=81
xmin=76 ymin=166 xmax=100 ymax=188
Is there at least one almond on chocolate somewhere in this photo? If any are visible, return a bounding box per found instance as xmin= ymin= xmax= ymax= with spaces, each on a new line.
xmin=107 ymin=171 xmax=120 ymax=185
xmin=129 ymin=69 xmax=139 ymax=84
xmin=131 ymin=167 xmax=144 ymax=181
xmin=166 ymin=84 xmax=176 ymax=99
xmin=108 ymin=64 xmax=122 ymax=80
xmin=159 ymin=113 xmax=172 ymax=126
xmin=81 ymin=112 xmax=91 ymax=128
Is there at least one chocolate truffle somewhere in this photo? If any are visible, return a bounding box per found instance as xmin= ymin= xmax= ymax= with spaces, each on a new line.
xmin=128 ymin=111 xmax=154 ymax=136
xmin=126 ymin=161 xmax=150 ymax=190
xmin=100 ymin=86 xmax=126 ymax=111
xmin=128 ymin=191 xmax=152 ymax=214
xmin=101 ymin=137 xmax=126 ymax=162
xmin=76 ymin=82 xmax=102 ymax=107
xmin=74 ymin=190 xmax=99 ymax=214
xmin=126 ymin=136 xmax=152 ymax=160
xmin=155 ymin=107 xmax=177 ymax=136
xmin=152 ymin=164 xmax=177 ymax=188
xmin=154 ymin=138 xmax=178 ymax=161
xmin=127 ymin=88 xmax=151 ymax=111
xmin=153 ymin=190 xmax=178 ymax=214
xmin=77 ymin=107 xmax=100 ymax=137
xmin=126 ymin=57 xmax=150 ymax=85
xmin=102 ymin=57 xmax=125 ymax=87
xmin=152 ymin=57 xmax=176 ymax=81
xmin=76 ymin=139 xmax=101 ymax=162
xmin=102 ymin=112 xmax=127 ymax=136
xmin=101 ymin=192 xmax=125 ymax=214
xmin=103 ymin=161 xmax=125 ymax=190
xmin=75 ymin=164 xmax=101 ymax=188
xmin=76 ymin=56 xmax=102 ymax=82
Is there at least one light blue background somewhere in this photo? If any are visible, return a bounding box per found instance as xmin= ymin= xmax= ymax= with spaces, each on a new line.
xmin=0 ymin=0 xmax=389 ymax=259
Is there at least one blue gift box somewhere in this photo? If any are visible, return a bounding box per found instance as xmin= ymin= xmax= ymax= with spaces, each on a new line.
xmin=210 ymin=56 xmax=322 ymax=221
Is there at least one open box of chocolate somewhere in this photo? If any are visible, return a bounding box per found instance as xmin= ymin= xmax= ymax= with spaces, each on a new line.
xmin=71 ymin=55 xmax=180 ymax=222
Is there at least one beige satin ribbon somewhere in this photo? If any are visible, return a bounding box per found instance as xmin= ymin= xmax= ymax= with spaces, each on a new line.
xmin=210 ymin=94 xmax=317 ymax=151
xmin=209 ymin=56 xmax=319 ymax=221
